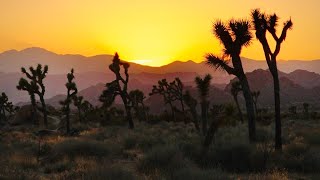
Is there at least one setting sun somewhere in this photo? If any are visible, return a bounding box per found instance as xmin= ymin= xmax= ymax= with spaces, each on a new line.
xmin=1 ymin=0 xmax=320 ymax=66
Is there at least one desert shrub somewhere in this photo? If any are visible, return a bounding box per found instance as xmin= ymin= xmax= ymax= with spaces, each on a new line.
xmin=137 ymin=135 xmax=166 ymax=152
xmin=197 ymin=142 xmax=269 ymax=172
xmin=44 ymin=161 xmax=73 ymax=173
xmin=138 ymin=145 xmax=190 ymax=176
xmin=278 ymin=148 xmax=320 ymax=172
xmin=249 ymin=169 xmax=289 ymax=180
xmin=284 ymin=142 xmax=309 ymax=157
xmin=83 ymin=166 xmax=137 ymax=180
xmin=172 ymin=167 xmax=229 ymax=180
xmin=9 ymin=153 xmax=38 ymax=170
xmin=255 ymin=127 xmax=273 ymax=143
xmin=210 ymin=143 xmax=252 ymax=171
xmin=303 ymin=131 xmax=320 ymax=145
xmin=51 ymin=139 xmax=111 ymax=161
xmin=123 ymin=136 xmax=137 ymax=149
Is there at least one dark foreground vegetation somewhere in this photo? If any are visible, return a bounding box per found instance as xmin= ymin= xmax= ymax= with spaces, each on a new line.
xmin=1 ymin=114 xmax=320 ymax=179
xmin=1 ymin=8 xmax=320 ymax=180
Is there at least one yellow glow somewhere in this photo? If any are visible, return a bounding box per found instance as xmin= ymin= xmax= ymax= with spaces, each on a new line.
xmin=0 ymin=1 xmax=320 ymax=66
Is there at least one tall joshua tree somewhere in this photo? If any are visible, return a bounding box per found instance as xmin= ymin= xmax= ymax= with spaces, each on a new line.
xmin=103 ymin=53 xmax=134 ymax=129
xmin=251 ymin=9 xmax=293 ymax=150
xmin=150 ymin=79 xmax=177 ymax=121
xmin=206 ymin=20 xmax=256 ymax=142
xmin=231 ymin=81 xmax=244 ymax=123
xmin=60 ymin=69 xmax=78 ymax=133
xmin=17 ymin=64 xmax=49 ymax=127
xmin=129 ymin=89 xmax=147 ymax=121
xmin=195 ymin=74 xmax=212 ymax=135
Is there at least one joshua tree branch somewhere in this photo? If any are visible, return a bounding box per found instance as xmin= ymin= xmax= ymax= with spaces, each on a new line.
xmin=205 ymin=54 xmax=235 ymax=75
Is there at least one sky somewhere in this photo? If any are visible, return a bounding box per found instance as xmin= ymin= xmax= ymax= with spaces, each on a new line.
xmin=0 ymin=0 xmax=319 ymax=66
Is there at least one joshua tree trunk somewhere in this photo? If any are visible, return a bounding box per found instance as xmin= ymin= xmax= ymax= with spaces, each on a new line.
xmin=39 ymin=96 xmax=48 ymax=128
xmin=77 ymin=107 xmax=82 ymax=123
xmin=122 ymin=95 xmax=134 ymax=129
xmin=141 ymin=102 xmax=148 ymax=121
xmin=201 ymin=101 xmax=208 ymax=136
xmin=125 ymin=105 xmax=134 ymax=129
xmin=239 ymin=76 xmax=256 ymax=142
xmin=168 ymin=101 xmax=175 ymax=121
xmin=272 ymin=69 xmax=282 ymax=150
xmin=66 ymin=104 xmax=70 ymax=133
xmin=234 ymin=96 xmax=244 ymax=123
xmin=202 ymin=116 xmax=221 ymax=155
xmin=191 ymin=108 xmax=200 ymax=132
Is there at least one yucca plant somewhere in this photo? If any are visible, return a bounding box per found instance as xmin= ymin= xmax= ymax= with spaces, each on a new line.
xmin=17 ymin=64 xmax=48 ymax=127
xmin=0 ymin=92 xmax=16 ymax=122
xmin=205 ymin=19 xmax=256 ymax=142
xmin=150 ymin=79 xmax=177 ymax=121
xmin=195 ymin=74 xmax=212 ymax=135
xmin=101 ymin=53 xmax=134 ymax=129
xmin=129 ymin=89 xmax=147 ymax=121
xmin=183 ymin=90 xmax=200 ymax=132
xmin=230 ymin=81 xmax=243 ymax=123
xmin=60 ymin=69 xmax=78 ymax=133
xmin=251 ymin=9 xmax=293 ymax=150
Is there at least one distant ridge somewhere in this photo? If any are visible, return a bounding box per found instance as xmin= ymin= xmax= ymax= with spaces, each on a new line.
xmin=1 ymin=47 xmax=320 ymax=75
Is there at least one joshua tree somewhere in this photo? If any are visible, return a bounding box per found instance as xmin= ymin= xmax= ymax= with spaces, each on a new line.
xmin=169 ymin=78 xmax=185 ymax=114
xmin=129 ymin=89 xmax=147 ymax=121
xmin=73 ymin=96 xmax=84 ymax=122
xmin=230 ymin=81 xmax=243 ymax=123
xmin=17 ymin=64 xmax=49 ymax=127
xmin=73 ymin=96 xmax=92 ymax=122
xmin=195 ymin=74 xmax=212 ymax=135
xmin=252 ymin=9 xmax=293 ymax=150
xmin=60 ymin=69 xmax=78 ymax=133
xmin=102 ymin=53 xmax=134 ymax=129
xmin=206 ymin=19 xmax=256 ymax=142
xmin=183 ymin=90 xmax=200 ymax=132
xmin=0 ymin=92 xmax=16 ymax=122
xmin=203 ymin=104 xmax=224 ymax=154
xmin=252 ymin=91 xmax=261 ymax=117
xmin=150 ymin=79 xmax=177 ymax=121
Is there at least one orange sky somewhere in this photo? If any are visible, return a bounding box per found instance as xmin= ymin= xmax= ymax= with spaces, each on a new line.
xmin=0 ymin=0 xmax=319 ymax=66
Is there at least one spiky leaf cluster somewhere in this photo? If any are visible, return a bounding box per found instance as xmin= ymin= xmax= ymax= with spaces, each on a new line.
xmin=0 ymin=92 xmax=16 ymax=121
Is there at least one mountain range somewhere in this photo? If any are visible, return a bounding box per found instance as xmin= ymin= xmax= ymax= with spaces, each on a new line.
xmin=0 ymin=47 xmax=320 ymax=110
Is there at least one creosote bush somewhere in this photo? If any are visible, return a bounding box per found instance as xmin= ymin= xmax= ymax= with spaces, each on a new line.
xmin=138 ymin=145 xmax=190 ymax=177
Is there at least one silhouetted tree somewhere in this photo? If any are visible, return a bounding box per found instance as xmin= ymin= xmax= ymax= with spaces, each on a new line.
xmin=0 ymin=92 xmax=16 ymax=122
xmin=169 ymin=78 xmax=185 ymax=113
xmin=203 ymin=104 xmax=224 ymax=154
xmin=73 ymin=96 xmax=84 ymax=122
xmin=102 ymin=53 xmax=134 ymax=129
xmin=129 ymin=89 xmax=148 ymax=121
xmin=230 ymin=81 xmax=243 ymax=123
xmin=17 ymin=64 xmax=49 ymax=127
xmin=73 ymin=96 xmax=93 ymax=122
xmin=60 ymin=69 xmax=78 ymax=133
xmin=195 ymin=74 xmax=212 ymax=135
xmin=206 ymin=20 xmax=256 ymax=142
xmin=252 ymin=91 xmax=261 ymax=117
xmin=150 ymin=79 xmax=177 ymax=121
xmin=252 ymin=9 xmax=293 ymax=150
xmin=183 ymin=90 xmax=200 ymax=132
